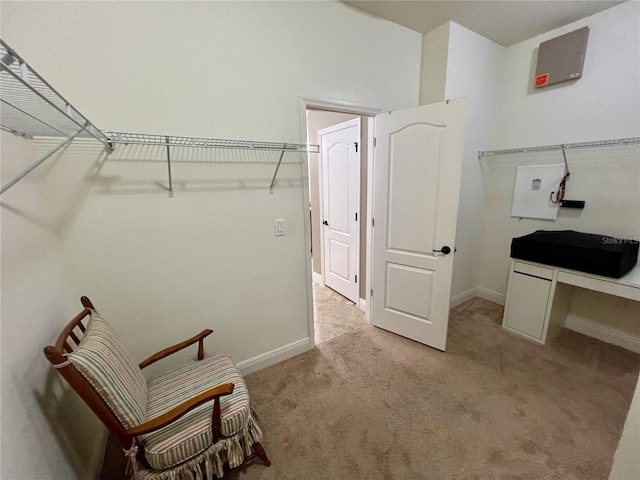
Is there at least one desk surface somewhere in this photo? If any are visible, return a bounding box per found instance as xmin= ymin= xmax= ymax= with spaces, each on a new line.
xmin=513 ymin=259 xmax=640 ymax=302
xmin=561 ymin=264 xmax=640 ymax=289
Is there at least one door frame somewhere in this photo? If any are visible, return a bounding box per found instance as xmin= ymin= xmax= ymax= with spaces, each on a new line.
xmin=318 ymin=118 xmax=361 ymax=303
xmin=298 ymin=96 xmax=381 ymax=350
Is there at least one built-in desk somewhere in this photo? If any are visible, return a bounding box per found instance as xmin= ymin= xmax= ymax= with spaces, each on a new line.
xmin=502 ymin=259 xmax=640 ymax=348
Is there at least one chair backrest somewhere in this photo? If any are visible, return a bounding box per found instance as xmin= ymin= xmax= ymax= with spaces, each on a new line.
xmin=44 ymin=297 xmax=147 ymax=447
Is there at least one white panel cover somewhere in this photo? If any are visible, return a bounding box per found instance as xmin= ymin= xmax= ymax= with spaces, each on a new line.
xmin=511 ymin=164 xmax=565 ymax=220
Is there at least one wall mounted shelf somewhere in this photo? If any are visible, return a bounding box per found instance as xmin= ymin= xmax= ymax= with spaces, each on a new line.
xmin=0 ymin=39 xmax=318 ymax=196
xmin=0 ymin=39 xmax=111 ymax=194
xmin=478 ymin=137 xmax=640 ymax=160
xmin=104 ymin=132 xmax=319 ymax=196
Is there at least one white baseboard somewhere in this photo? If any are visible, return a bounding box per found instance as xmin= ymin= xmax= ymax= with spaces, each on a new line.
xmin=449 ymin=287 xmax=506 ymax=307
xmin=476 ymin=287 xmax=506 ymax=306
xmin=565 ymin=314 xmax=640 ymax=354
xmin=236 ymin=338 xmax=311 ymax=376
xmin=90 ymin=423 xmax=108 ymax=480
xmin=312 ymin=271 xmax=322 ymax=284
xmin=359 ymin=298 xmax=367 ymax=312
xmin=450 ymin=288 xmax=478 ymax=307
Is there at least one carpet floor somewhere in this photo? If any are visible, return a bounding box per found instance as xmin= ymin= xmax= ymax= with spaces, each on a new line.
xmin=101 ymin=298 xmax=640 ymax=479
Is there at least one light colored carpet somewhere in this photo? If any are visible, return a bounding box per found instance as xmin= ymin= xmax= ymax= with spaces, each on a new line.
xmin=102 ymin=298 xmax=640 ymax=479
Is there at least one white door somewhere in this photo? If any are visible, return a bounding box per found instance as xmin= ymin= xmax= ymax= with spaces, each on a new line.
xmin=319 ymin=118 xmax=361 ymax=303
xmin=371 ymin=99 xmax=466 ymax=351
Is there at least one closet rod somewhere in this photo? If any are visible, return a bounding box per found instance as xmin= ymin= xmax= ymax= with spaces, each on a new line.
xmin=478 ymin=136 xmax=640 ymax=159
xmin=0 ymin=39 xmax=111 ymax=150
xmin=0 ymin=126 xmax=84 ymax=195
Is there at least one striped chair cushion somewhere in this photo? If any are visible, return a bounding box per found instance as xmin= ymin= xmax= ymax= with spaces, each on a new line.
xmin=140 ymin=353 xmax=251 ymax=470
xmin=67 ymin=311 xmax=148 ymax=429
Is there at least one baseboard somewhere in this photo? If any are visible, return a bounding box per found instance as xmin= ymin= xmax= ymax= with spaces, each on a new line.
xmin=476 ymin=287 xmax=506 ymax=306
xmin=565 ymin=315 xmax=640 ymax=354
xmin=450 ymin=288 xmax=478 ymax=307
xmin=90 ymin=423 xmax=108 ymax=480
xmin=312 ymin=271 xmax=322 ymax=284
xmin=359 ymin=298 xmax=367 ymax=312
xmin=236 ymin=338 xmax=311 ymax=376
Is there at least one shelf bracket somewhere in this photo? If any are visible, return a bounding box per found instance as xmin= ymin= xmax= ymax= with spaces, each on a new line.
xmin=0 ymin=126 xmax=84 ymax=195
xmin=165 ymin=136 xmax=174 ymax=198
xmin=269 ymin=147 xmax=287 ymax=194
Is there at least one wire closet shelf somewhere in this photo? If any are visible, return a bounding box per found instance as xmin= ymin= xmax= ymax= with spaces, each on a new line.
xmin=0 ymin=38 xmax=318 ymax=196
xmin=0 ymin=39 xmax=109 ymax=145
xmin=105 ymin=132 xmax=319 ymax=196
xmin=478 ymin=137 xmax=640 ymax=160
xmin=104 ymin=132 xmax=319 ymax=153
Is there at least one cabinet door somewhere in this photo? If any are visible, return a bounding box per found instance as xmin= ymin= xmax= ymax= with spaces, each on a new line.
xmin=505 ymin=273 xmax=552 ymax=339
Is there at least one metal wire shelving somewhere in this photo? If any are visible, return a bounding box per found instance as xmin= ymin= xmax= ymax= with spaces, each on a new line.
xmin=104 ymin=132 xmax=319 ymax=196
xmin=0 ymin=39 xmax=318 ymax=196
xmin=478 ymin=137 xmax=640 ymax=160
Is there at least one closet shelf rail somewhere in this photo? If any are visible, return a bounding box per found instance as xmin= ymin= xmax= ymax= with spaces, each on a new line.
xmin=104 ymin=132 xmax=320 ymax=153
xmin=0 ymin=39 xmax=109 ymax=147
xmin=105 ymin=131 xmax=320 ymax=196
xmin=0 ymin=39 xmax=111 ymax=195
xmin=0 ymin=38 xmax=318 ymax=196
xmin=478 ymin=136 xmax=640 ymax=160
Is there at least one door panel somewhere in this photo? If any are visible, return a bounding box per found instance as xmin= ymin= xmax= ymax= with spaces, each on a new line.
xmin=386 ymin=263 xmax=434 ymax=322
xmin=327 ymin=144 xmax=350 ymax=234
xmin=372 ymin=100 xmax=467 ymax=351
xmin=387 ymin=124 xmax=441 ymax=255
xmin=319 ymin=118 xmax=361 ymax=303
xmin=328 ymin=239 xmax=350 ymax=280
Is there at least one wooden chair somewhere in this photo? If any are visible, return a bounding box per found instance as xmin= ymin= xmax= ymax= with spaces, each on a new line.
xmin=44 ymin=297 xmax=270 ymax=478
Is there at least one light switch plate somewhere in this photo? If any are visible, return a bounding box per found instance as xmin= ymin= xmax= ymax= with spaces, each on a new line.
xmin=274 ymin=219 xmax=285 ymax=236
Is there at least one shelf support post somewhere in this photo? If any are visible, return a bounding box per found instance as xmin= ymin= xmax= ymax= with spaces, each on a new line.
xmin=165 ymin=136 xmax=174 ymax=198
xmin=0 ymin=126 xmax=84 ymax=195
xmin=269 ymin=146 xmax=287 ymax=194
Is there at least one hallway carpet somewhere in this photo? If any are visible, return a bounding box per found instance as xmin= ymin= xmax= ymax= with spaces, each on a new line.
xmin=102 ymin=298 xmax=640 ymax=479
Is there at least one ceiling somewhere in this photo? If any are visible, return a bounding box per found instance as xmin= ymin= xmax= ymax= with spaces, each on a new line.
xmin=342 ymin=1 xmax=626 ymax=46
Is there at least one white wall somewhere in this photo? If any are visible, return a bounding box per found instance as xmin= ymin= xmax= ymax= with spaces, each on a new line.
xmin=610 ymin=373 xmax=640 ymax=479
xmin=492 ymin=1 xmax=640 ymax=149
xmin=0 ymin=133 xmax=106 ymax=479
xmin=441 ymin=22 xmax=505 ymax=302
xmin=419 ymin=23 xmax=450 ymax=105
xmin=1 ymin=1 xmax=421 ymax=477
xmin=476 ymin=2 xmax=640 ymax=350
xmin=478 ymin=1 xmax=640 ymax=297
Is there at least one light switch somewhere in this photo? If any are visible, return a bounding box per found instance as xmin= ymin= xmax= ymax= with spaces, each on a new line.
xmin=274 ymin=219 xmax=285 ymax=237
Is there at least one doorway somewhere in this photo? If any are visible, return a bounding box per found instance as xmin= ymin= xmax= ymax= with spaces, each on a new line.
xmin=304 ymin=102 xmax=376 ymax=344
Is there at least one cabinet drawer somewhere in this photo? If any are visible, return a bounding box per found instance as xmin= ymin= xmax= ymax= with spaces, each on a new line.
xmin=514 ymin=262 xmax=554 ymax=280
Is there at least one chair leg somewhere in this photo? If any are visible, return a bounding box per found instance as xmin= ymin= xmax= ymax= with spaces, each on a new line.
xmin=253 ymin=442 xmax=271 ymax=467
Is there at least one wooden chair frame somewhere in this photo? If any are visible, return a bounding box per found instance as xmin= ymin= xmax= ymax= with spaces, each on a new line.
xmin=44 ymin=296 xmax=271 ymax=470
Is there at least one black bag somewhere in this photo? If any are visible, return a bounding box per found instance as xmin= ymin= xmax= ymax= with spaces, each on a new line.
xmin=511 ymin=230 xmax=639 ymax=278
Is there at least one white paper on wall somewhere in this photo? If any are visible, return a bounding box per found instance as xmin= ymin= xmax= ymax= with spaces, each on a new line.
xmin=511 ymin=164 xmax=566 ymax=220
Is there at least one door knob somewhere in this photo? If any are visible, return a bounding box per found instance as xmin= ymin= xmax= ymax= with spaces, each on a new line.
xmin=323 ymin=220 xmax=328 ymax=225
xmin=433 ymin=246 xmax=451 ymax=255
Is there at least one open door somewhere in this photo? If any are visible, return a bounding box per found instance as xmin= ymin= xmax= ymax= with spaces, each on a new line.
xmin=371 ymin=99 xmax=466 ymax=351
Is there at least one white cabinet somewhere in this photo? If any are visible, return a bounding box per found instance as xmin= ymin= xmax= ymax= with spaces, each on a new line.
xmin=503 ymin=259 xmax=640 ymax=349
xmin=503 ymin=262 xmax=554 ymax=342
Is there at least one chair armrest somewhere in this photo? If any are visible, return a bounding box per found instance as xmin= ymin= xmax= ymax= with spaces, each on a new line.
xmin=139 ymin=329 xmax=213 ymax=369
xmin=125 ymin=383 xmax=234 ymax=437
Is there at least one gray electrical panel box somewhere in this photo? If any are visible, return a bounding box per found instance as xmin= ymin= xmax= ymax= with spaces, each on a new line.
xmin=534 ymin=27 xmax=589 ymax=88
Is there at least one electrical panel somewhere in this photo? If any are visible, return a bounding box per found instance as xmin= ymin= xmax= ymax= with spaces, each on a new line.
xmin=534 ymin=27 xmax=589 ymax=88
